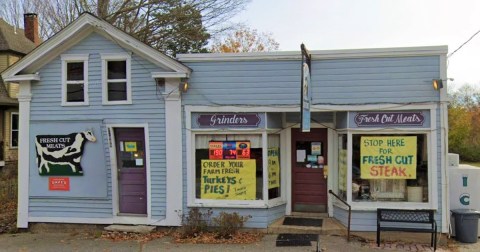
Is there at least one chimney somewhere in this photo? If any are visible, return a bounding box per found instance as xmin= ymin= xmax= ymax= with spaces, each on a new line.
xmin=24 ymin=13 xmax=40 ymax=46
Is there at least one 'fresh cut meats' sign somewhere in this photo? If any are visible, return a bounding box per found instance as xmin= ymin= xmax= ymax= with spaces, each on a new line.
xmin=35 ymin=131 xmax=96 ymax=176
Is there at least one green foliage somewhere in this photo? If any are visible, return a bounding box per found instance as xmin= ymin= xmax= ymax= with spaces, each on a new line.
xmin=211 ymin=211 xmax=251 ymax=239
xmin=179 ymin=208 xmax=212 ymax=238
xmin=448 ymin=83 xmax=480 ymax=162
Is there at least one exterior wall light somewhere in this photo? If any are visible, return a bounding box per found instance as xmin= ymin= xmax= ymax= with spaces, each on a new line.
xmin=432 ymin=79 xmax=443 ymax=90
xmin=179 ymin=81 xmax=189 ymax=93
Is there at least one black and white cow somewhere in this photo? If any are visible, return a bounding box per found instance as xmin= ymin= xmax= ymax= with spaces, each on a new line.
xmin=35 ymin=131 xmax=96 ymax=174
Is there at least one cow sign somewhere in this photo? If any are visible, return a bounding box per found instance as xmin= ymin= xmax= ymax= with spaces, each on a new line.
xmin=35 ymin=131 xmax=96 ymax=176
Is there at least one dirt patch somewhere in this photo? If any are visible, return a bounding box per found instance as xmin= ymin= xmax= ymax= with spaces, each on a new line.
xmin=0 ymin=197 xmax=17 ymax=234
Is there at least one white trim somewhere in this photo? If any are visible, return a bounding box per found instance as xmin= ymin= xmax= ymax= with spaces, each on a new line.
xmin=61 ymin=54 xmax=89 ymax=106
xmin=3 ymin=74 xmax=40 ymax=82
xmin=29 ymin=217 xmax=114 ymax=225
xmin=327 ymin=128 xmax=334 ymax=217
xmin=285 ymin=127 xmax=292 ymax=215
xmin=107 ymin=124 xmax=151 ymax=224
xmin=163 ymin=78 xmax=183 ymax=226
xmin=177 ymin=45 xmax=448 ymax=62
xmin=439 ymin=53 xmax=450 ymax=233
xmin=10 ymin=112 xmax=19 ymax=148
xmin=1 ymin=13 xmax=190 ymax=80
xmin=151 ymin=72 xmax=189 ymax=79
xmin=17 ymin=81 xmax=31 ymax=228
xmin=101 ymin=53 xmax=132 ymax=105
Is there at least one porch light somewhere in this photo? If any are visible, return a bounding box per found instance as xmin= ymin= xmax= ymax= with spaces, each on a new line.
xmin=179 ymin=80 xmax=189 ymax=93
xmin=432 ymin=79 xmax=443 ymax=91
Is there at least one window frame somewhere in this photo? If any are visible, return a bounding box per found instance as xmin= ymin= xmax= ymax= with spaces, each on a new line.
xmin=61 ymin=54 xmax=89 ymax=106
xmin=10 ymin=112 xmax=19 ymax=149
xmin=188 ymin=130 xmax=286 ymax=208
xmin=333 ymin=129 xmax=436 ymax=211
xmin=101 ymin=53 xmax=132 ymax=105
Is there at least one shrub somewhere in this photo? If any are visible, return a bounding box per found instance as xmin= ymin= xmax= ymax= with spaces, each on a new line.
xmin=179 ymin=208 xmax=212 ymax=238
xmin=211 ymin=212 xmax=251 ymax=239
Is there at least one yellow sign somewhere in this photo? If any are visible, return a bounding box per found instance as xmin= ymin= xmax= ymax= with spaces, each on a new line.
xmin=268 ymin=148 xmax=280 ymax=189
xmin=360 ymin=136 xmax=417 ymax=179
xmin=125 ymin=141 xmax=137 ymax=152
xmin=200 ymin=159 xmax=256 ymax=200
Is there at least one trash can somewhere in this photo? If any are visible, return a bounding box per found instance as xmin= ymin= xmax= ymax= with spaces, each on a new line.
xmin=451 ymin=209 xmax=480 ymax=243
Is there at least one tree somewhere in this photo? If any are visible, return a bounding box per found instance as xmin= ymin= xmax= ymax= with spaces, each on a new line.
xmin=448 ymin=83 xmax=480 ymax=161
xmin=0 ymin=0 xmax=250 ymax=56
xmin=210 ymin=26 xmax=279 ymax=53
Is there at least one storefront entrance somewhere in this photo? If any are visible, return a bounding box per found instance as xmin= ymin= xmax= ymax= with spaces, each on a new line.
xmin=291 ymin=128 xmax=328 ymax=212
xmin=114 ymin=128 xmax=147 ymax=215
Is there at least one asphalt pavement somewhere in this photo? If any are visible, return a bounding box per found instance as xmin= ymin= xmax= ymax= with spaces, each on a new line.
xmin=2 ymin=231 xmax=480 ymax=252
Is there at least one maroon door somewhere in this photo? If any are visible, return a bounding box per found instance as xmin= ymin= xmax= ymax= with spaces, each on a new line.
xmin=114 ymin=128 xmax=147 ymax=215
xmin=291 ymin=128 xmax=328 ymax=212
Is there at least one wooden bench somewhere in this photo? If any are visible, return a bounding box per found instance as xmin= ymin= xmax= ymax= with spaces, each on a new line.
xmin=377 ymin=208 xmax=437 ymax=251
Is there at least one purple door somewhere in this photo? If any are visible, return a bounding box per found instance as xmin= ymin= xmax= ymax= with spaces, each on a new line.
xmin=114 ymin=128 xmax=147 ymax=215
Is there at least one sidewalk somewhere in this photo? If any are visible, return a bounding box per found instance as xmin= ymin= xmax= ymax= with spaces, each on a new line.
xmin=1 ymin=231 xmax=479 ymax=252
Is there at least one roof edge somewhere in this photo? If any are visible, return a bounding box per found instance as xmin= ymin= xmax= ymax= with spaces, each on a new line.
xmin=177 ymin=45 xmax=448 ymax=62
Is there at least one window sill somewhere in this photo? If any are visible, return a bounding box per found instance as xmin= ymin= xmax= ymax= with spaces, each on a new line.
xmin=102 ymin=101 xmax=132 ymax=105
xmin=62 ymin=102 xmax=89 ymax=106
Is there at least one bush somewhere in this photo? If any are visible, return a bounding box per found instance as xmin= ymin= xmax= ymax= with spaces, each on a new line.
xmin=179 ymin=208 xmax=212 ymax=238
xmin=211 ymin=212 xmax=251 ymax=239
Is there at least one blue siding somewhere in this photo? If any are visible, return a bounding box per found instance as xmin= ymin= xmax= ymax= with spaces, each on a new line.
xmin=183 ymin=56 xmax=440 ymax=106
xmin=29 ymin=32 xmax=168 ymax=220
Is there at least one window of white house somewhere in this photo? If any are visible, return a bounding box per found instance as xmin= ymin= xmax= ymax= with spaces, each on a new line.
xmin=61 ymin=54 xmax=89 ymax=105
xmin=101 ymin=53 xmax=131 ymax=104
xmin=195 ymin=134 xmax=264 ymax=201
xmin=352 ymin=134 xmax=428 ymax=203
xmin=11 ymin=112 xmax=18 ymax=148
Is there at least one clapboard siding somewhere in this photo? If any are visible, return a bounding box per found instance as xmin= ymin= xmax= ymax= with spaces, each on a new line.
xmin=182 ymin=56 xmax=440 ymax=106
xmin=267 ymin=205 xmax=286 ymax=225
xmin=29 ymin=32 xmax=169 ymax=220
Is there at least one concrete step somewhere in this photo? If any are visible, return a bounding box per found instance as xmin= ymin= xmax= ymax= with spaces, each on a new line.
xmin=267 ymin=216 xmax=346 ymax=236
xmin=104 ymin=224 xmax=156 ymax=234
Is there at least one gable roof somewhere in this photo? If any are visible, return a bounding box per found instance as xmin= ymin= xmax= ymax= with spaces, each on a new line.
xmin=0 ymin=18 xmax=35 ymax=55
xmin=2 ymin=12 xmax=190 ymax=81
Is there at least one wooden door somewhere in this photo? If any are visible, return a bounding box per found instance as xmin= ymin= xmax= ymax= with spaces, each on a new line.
xmin=115 ymin=128 xmax=147 ymax=215
xmin=291 ymin=128 xmax=328 ymax=212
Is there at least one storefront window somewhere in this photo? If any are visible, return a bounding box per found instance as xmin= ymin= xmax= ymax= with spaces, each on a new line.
xmin=268 ymin=134 xmax=281 ymax=199
xmin=352 ymin=134 xmax=428 ymax=202
xmin=195 ymin=134 xmax=263 ymax=200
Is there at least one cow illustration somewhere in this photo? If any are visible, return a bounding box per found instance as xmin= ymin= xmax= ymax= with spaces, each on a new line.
xmin=35 ymin=131 xmax=96 ymax=175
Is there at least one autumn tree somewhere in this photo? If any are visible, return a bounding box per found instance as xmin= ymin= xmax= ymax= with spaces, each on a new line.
xmin=448 ymin=83 xmax=480 ymax=161
xmin=210 ymin=26 xmax=279 ymax=53
xmin=0 ymin=0 xmax=249 ymax=56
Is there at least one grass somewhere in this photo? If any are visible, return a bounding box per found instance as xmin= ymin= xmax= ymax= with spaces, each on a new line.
xmin=460 ymin=162 xmax=480 ymax=167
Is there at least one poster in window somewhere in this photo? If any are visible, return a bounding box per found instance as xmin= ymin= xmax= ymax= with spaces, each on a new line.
xmin=124 ymin=141 xmax=137 ymax=152
xmin=200 ymin=159 xmax=256 ymax=200
xmin=311 ymin=142 xmax=322 ymax=155
xmin=360 ymin=136 xmax=417 ymax=179
xmin=236 ymin=141 xmax=251 ymax=159
xmin=222 ymin=141 xmax=237 ymax=159
xmin=268 ymin=148 xmax=280 ymax=189
xmin=209 ymin=142 xmax=223 ymax=160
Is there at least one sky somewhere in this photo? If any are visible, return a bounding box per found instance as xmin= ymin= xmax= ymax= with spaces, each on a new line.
xmin=230 ymin=0 xmax=480 ymax=88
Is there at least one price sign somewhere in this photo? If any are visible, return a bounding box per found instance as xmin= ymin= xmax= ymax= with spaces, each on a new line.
xmin=209 ymin=142 xmax=223 ymax=160
xmin=236 ymin=141 xmax=251 ymax=159
xmin=223 ymin=141 xmax=237 ymax=159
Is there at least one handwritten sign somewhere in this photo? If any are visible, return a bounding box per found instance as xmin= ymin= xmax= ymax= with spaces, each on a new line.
xmin=268 ymin=148 xmax=280 ymax=189
xmin=360 ymin=136 xmax=417 ymax=179
xmin=201 ymin=159 xmax=256 ymax=200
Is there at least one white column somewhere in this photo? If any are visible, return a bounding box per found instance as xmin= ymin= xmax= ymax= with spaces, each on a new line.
xmin=163 ymin=79 xmax=183 ymax=225
xmin=17 ymin=81 xmax=32 ymax=228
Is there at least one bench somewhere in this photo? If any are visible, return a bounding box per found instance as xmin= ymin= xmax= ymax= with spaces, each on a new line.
xmin=377 ymin=208 xmax=437 ymax=251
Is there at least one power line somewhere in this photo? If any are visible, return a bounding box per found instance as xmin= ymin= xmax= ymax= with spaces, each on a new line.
xmin=448 ymin=29 xmax=480 ymax=58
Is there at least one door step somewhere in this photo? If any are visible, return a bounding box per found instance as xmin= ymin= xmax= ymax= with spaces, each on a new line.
xmin=268 ymin=216 xmax=345 ymax=235
xmin=104 ymin=224 xmax=155 ymax=234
